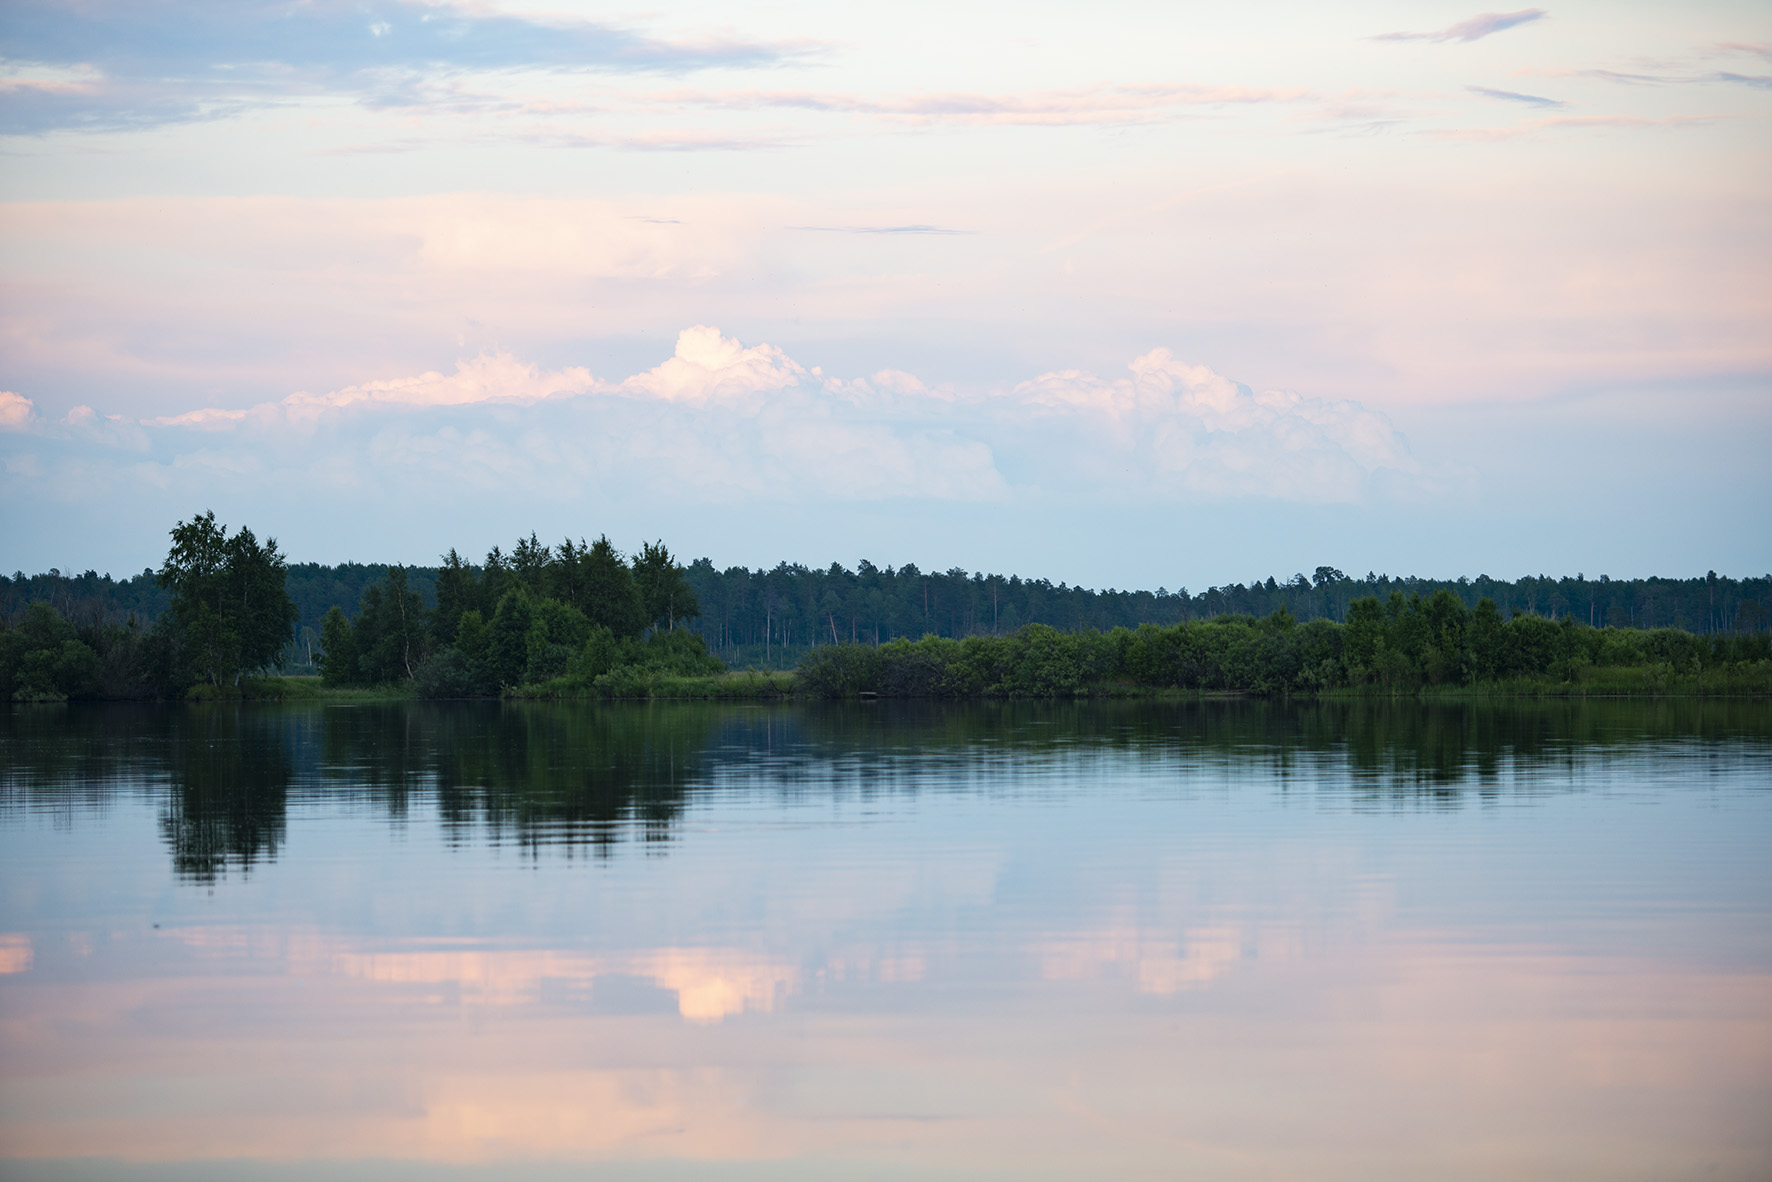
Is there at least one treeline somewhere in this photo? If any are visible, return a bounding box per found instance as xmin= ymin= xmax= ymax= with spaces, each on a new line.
xmin=797 ymin=590 xmax=1772 ymax=698
xmin=1 ymin=512 xmax=299 ymax=701
xmin=8 ymin=559 xmax=1766 ymax=674
xmin=0 ymin=519 xmax=729 ymax=701
xmin=318 ymin=533 xmax=723 ymax=698
xmin=5 ymin=513 xmax=1770 ymax=701
xmin=681 ymin=564 xmax=1770 ymax=665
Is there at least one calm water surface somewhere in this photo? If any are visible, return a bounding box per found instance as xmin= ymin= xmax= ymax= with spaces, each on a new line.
xmin=2 ymin=700 xmax=1770 ymax=1180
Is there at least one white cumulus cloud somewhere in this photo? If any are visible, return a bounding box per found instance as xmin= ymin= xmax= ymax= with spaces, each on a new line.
xmin=619 ymin=325 xmax=806 ymax=403
xmin=6 ymin=329 xmax=1425 ymax=527
xmin=1007 ymin=348 xmax=1416 ymax=501
xmin=0 ymin=391 xmax=35 ymax=430
xmin=151 ymin=353 xmax=598 ymax=429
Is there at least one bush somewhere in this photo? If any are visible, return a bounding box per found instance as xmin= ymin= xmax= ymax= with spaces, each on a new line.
xmin=413 ymin=647 xmax=496 ymax=698
xmin=0 ymin=603 xmax=102 ymax=700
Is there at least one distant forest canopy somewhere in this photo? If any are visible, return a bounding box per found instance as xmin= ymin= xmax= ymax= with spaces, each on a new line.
xmin=5 ymin=551 xmax=1768 ymax=669
xmin=4 ymin=515 xmax=1770 ymax=702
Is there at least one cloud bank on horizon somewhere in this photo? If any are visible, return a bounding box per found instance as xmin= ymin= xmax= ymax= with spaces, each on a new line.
xmin=1 ymin=327 xmax=1419 ymax=510
xmin=0 ymin=0 xmax=1767 ymax=582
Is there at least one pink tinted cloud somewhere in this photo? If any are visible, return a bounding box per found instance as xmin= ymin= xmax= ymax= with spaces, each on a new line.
xmin=0 ymin=391 xmax=37 ymax=430
xmin=1428 ymin=113 xmax=1730 ymax=140
xmin=1375 ymin=9 xmax=1547 ymax=44
xmin=644 ymin=82 xmax=1312 ymax=126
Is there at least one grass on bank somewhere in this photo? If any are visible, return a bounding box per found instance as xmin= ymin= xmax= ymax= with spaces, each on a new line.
xmin=509 ymin=669 xmax=794 ymax=700
xmin=1374 ymin=661 xmax=1772 ymax=698
xmin=224 ymin=676 xmax=414 ymax=701
xmin=179 ymin=661 xmax=1772 ymax=703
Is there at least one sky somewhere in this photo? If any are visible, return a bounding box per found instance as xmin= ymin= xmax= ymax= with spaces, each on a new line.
xmin=0 ymin=0 xmax=1767 ymax=589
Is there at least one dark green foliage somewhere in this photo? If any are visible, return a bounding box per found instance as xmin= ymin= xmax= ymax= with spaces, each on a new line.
xmin=634 ymin=540 xmax=701 ymax=632
xmin=525 ymin=595 xmax=594 ymax=683
xmin=566 ymin=625 xmax=621 ymax=682
xmin=682 ymin=563 xmax=1772 ymax=669
xmin=318 ymin=607 xmax=356 ymax=687
xmin=556 ymin=628 xmax=725 ymax=699
xmin=318 ymin=568 xmax=428 ymax=687
xmin=352 ymin=567 xmax=428 ymax=684
xmin=431 ymin=549 xmax=475 ymax=647
xmin=556 ymin=536 xmax=646 ymax=638
xmin=412 ymin=647 xmax=494 ymax=699
xmin=796 ymin=598 xmax=1772 ymax=698
xmin=12 ymin=552 xmax=1769 ymax=678
xmin=156 ymin=511 xmax=299 ymax=687
xmin=511 ymin=532 xmax=551 ymax=596
xmin=0 ymin=602 xmax=102 ymax=700
xmin=487 ymin=590 xmax=533 ymax=689
xmin=10 ymin=515 xmax=1769 ymax=701
xmin=456 ymin=610 xmax=490 ymax=662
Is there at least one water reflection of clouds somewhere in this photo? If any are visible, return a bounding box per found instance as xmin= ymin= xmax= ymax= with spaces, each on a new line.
xmin=0 ymin=933 xmax=31 ymax=974
xmin=162 ymin=926 xmax=800 ymax=1023
xmin=5 ymin=703 xmax=1770 ymax=1175
xmin=329 ymin=947 xmax=799 ymax=1024
xmin=1033 ymin=921 xmax=1295 ymax=994
xmin=6 ymin=931 xmax=1769 ymax=1174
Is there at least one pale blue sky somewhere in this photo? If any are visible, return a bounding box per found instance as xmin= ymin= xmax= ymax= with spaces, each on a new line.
xmin=1 ymin=1 xmax=1767 ymax=585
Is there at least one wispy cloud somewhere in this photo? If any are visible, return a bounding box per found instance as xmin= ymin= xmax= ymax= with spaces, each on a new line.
xmin=311 ymin=124 xmax=789 ymax=155
xmin=1570 ymin=66 xmax=1772 ymax=89
xmin=0 ymin=0 xmax=803 ymax=134
xmin=1468 ymin=85 xmax=1565 ymax=107
xmin=1579 ymin=68 xmax=1674 ymax=85
xmin=646 ymin=82 xmax=1311 ymax=127
xmin=1430 ymin=113 xmax=1726 ymax=141
xmin=791 ymin=224 xmax=969 ymax=235
xmin=1375 ymin=9 xmax=1547 ymax=44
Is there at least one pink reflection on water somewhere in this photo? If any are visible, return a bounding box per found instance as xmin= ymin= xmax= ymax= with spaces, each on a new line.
xmin=3 ymin=921 xmax=1769 ymax=1178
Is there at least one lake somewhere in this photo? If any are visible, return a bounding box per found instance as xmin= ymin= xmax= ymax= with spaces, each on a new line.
xmin=2 ymin=699 xmax=1770 ymax=1180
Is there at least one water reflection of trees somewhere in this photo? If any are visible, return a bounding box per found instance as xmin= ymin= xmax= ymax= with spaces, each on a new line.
xmin=747 ymin=698 xmax=1772 ymax=797
xmin=318 ymin=703 xmax=716 ymax=853
xmin=2 ymin=699 xmax=1767 ymax=880
xmin=159 ymin=707 xmax=291 ymax=881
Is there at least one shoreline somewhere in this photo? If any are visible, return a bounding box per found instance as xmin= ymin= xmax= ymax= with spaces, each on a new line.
xmin=12 ymin=671 xmax=1768 ymax=705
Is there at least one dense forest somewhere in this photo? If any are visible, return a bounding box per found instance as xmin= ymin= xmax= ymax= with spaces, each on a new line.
xmin=798 ymin=593 xmax=1771 ymax=699
xmin=6 ymin=553 xmax=1768 ymax=671
xmin=1 ymin=513 xmax=1768 ymax=701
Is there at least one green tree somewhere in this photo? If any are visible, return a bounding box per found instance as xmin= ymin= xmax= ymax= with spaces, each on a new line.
xmin=511 ymin=532 xmax=551 ymax=595
xmin=0 ymin=602 xmax=101 ymax=700
xmin=351 ymin=567 xmax=428 ymax=683
xmin=158 ymin=511 xmax=297 ymax=686
xmin=1470 ymin=597 xmax=1504 ymax=680
xmin=432 ymin=548 xmax=478 ymax=647
xmin=634 ymin=540 xmax=701 ymax=632
xmin=557 ymin=536 xmax=645 ymax=638
xmin=488 ymin=590 xmax=534 ymax=688
xmin=456 ymin=609 xmax=490 ymax=662
xmin=1421 ymin=588 xmax=1469 ymax=684
xmin=1344 ymin=597 xmax=1385 ymax=680
xmin=318 ymin=606 xmax=357 ymax=687
xmin=525 ymin=596 xmax=594 ymax=682
xmin=226 ymin=526 xmax=300 ymax=677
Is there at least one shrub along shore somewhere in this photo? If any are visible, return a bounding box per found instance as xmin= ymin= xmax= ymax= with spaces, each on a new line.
xmin=793 ymin=599 xmax=1771 ymax=699
xmin=2 ymin=513 xmax=1768 ymax=702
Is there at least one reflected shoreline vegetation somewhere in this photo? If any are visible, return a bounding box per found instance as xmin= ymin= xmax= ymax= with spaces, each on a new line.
xmin=4 ymin=698 xmax=1768 ymax=882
